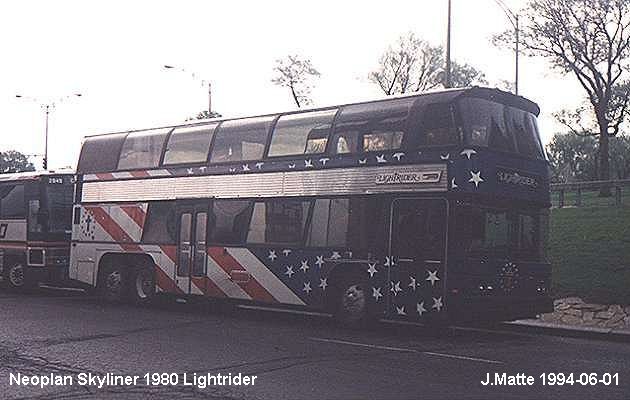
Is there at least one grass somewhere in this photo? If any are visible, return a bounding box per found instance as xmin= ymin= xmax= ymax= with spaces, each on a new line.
xmin=549 ymin=205 xmax=630 ymax=305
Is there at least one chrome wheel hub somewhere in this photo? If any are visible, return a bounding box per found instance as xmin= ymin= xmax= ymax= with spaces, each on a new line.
xmin=9 ymin=265 xmax=25 ymax=287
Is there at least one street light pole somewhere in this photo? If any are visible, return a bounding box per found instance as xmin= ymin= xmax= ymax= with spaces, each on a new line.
xmin=445 ymin=0 xmax=452 ymax=88
xmin=15 ymin=93 xmax=81 ymax=170
xmin=494 ymin=0 xmax=520 ymax=95
xmin=164 ymin=65 xmax=212 ymax=115
xmin=515 ymin=14 xmax=519 ymax=95
xmin=44 ymin=105 xmax=50 ymax=170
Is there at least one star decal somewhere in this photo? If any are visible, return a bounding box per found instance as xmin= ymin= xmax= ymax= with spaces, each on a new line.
xmin=229 ymin=167 xmax=236 ymax=173
xmin=315 ymin=256 xmax=324 ymax=268
xmin=242 ymin=164 xmax=250 ymax=171
xmin=300 ymin=260 xmax=310 ymax=273
xmin=408 ymin=276 xmax=417 ymax=291
xmin=390 ymin=281 xmax=402 ymax=296
xmin=469 ymin=171 xmax=484 ymax=188
xmin=451 ymin=178 xmax=458 ymax=189
xmin=187 ymin=168 xmax=194 ymax=174
xmin=303 ymin=282 xmax=312 ymax=294
xmin=372 ymin=287 xmax=383 ymax=301
xmin=426 ymin=270 xmax=440 ymax=286
xmin=319 ymin=278 xmax=328 ymax=290
xmin=376 ymin=154 xmax=387 ymax=163
xmin=284 ymin=266 xmax=295 ymax=278
xmin=396 ymin=305 xmax=407 ymax=316
xmin=433 ymin=297 xmax=443 ymax=311
xmin=331 ymin=251 xmax=341 ymax=260
xmin=255 ymin=162 xmax=264 ymax=170
xmin=319 ymin=157 xmax=330 ymax=165
xmin=417 ymin=302 xmax=427 ymax=316
xmin=288 ymin=163 xmax=296 ymax=169
xmin=304 ymin=159 xmax=314 ymax=168
xmin=358 ymin=159 xmax=367 ymax=165
xmin=282 ymin=249 xmax=292 ymax=256
xmin=440 ymin=153 xmax=450 ymax=160
xmin=367 ymin=263 xmax=378 ymax=278
xmin=268 ymin=250 xmax=277 ymax=261
xmin=460 ymin=149 xmax=477 ymax=159
xmin=393 ymin=152 xmax=405 ymax=161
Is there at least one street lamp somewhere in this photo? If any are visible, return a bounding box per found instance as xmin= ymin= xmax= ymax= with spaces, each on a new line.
xmin=445 ymin=0 xmax=452 ymax=88
xmin=15 ymin=93 xmax=82 ymax=170
xmin=163 ymin=65 xmax=212 ymax=115
xmin=493 ymin=0 xmax=520 ymax=95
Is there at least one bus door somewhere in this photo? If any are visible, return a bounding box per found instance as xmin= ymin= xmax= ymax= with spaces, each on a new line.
xmin=175 ymin=201 xmax=208 ymax=295
xmin=388 ymin=198 xmax=447 ymax=319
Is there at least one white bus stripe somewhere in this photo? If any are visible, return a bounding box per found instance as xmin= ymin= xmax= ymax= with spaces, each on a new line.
xmin=227 ymin=248 xmax=305 ymax=306
xmin=206 ymin=256 xmax=251 ymax=300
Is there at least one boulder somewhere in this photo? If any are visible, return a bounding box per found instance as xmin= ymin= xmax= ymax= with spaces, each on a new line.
xmin=595 ymin=311 xmax=615 ymax=319
xmin=561 ymin=315 xmax=582 ymax=325
xmin=561 ymin=297 xmax=584 ymax=305
xmin=574 ymin=303 xmax=607 ymax=312
xmin=564 ymin=308 xmax=582 ymax=317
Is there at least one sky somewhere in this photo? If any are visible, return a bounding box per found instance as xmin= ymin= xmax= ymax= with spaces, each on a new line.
xmin=0 ymin=0 xmax=583 ymax=170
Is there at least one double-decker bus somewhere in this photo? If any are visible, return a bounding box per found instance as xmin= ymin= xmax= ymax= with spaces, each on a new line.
xmin=0 ymin=171 xmax=74 ymax=290
xmin=69 ymin=87 xmax=552 ymax=326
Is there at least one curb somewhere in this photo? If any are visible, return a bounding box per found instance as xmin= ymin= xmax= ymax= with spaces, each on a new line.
xmin=504 ymin=320 xmax=630 ymax=342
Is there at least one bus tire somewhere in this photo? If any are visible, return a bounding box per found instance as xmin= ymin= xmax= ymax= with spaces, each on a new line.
xmin=4 ymin=261 xmax=29 ymax=291
xmin=130 ymin=265 xmax=156 ymax=305
xmin=98 ymin=263 xmax=128 ymax=303
xmin=333 ymin=273 xmax=375 ymax=329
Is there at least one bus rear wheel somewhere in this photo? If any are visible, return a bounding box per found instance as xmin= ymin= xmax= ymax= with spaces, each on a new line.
xmin=131 ymin=265 xmax=155 ymax=305
xmin=333 ymin=275 xmax=374 ymax=328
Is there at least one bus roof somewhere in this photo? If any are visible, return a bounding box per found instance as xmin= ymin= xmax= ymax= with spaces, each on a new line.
xmin=0 ymin=169 xmax=75 ymax=183
xmin=83 ymin=86 xmax=540 ymax=139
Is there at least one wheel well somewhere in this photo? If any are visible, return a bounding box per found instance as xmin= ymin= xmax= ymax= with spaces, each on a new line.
xmin=323 ymin=264 xmax=368 ymax=312
xmin=96 ymin=253 xmax=156 ymax=287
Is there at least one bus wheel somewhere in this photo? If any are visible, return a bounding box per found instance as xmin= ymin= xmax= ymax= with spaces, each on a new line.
xmin=99 ymin=265 xmax=126 ymax=303
xmin=334 ymin=275 xmax=373 ymax=328
xmin=5 ymin=263 xmax=26 ymax=290
xmin=131 ymin=266 xmax=155 ymax=304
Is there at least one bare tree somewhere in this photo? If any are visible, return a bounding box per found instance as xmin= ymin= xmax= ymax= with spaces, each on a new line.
xmin=495 ymin=0 xmax=630 ymax=195
xmin=369 ymin=32 xmax=486 ymax=95
xmin=272 ymin=55 xmax=321 ymax=108
xmin=186 ymin=110 xmax=222 ymax=121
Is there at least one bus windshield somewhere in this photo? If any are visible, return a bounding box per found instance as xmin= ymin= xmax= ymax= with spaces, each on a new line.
xmin=456 ymin=204 xmax=548 ymax=261
xmin=45 ymin=184 xmax=73 ymax=234
xmin=458 ymin=98 xmax=545 ymax=159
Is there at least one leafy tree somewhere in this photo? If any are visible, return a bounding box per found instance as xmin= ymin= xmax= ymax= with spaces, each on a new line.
xmin=547 ymin=132 xmax=630 ymax=182
xmin=271 ymin=55 xmax=321 ymax=108
xmin=547 ymin=133 xmax=599 ymax=182
xmin=0 ymin=150 xmax=35 ymax=173
xmin=495 ymin=0 xmax=630 ymax=194
xmin=368 ymin=32 xmax=486 ymax=95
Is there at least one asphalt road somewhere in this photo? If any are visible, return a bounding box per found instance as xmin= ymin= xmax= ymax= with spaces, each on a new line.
xmin=0 ymin=289 xmax=628 ymax=400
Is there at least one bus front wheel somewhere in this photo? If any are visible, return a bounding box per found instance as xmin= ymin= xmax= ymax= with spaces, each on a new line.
xmin=98 ymin=265 xmax=127 ymax=303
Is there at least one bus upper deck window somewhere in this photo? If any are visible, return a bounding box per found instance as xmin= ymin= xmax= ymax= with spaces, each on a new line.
xmin=210 ymin=116 xmax=275 ymax=163
xmin=117 ymin=128 xmax=170 ymax=170
xmin=330 ymin=98 xmax=414 ymax=154
xmin=267 ymin=109 xmax=336 ymax=157
xmin=422 ymin=103 xmax=457 ymax=146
